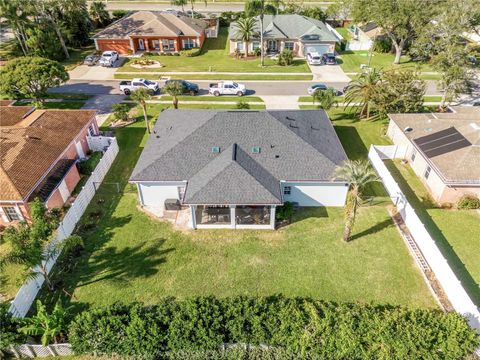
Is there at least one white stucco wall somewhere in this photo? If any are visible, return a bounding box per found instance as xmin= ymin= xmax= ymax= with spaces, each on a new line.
xmin=282 ymin=182 xmax=348 ymax=207
xmin=137 ymin=181 xmax=186 ymax=214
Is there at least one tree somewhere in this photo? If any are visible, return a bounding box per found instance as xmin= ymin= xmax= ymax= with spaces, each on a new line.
xmin=172 ymin=0 xmax=187 ymax=12
xmin=112 ymin=103 xmax=131 ymax=121
xmin=89 ymin=0 xmax=110 ymax=28
xmin=112 ymin=10 xmax=129 ymax=20
xmin=245 ymin=0 xmax=266 ymax=66
xmin=349 ymin=0 xmax=435 ymax=64
xmin=236 ymin=100 xmax=250 ymax=109
xmin=0 ymin=57 xmax=69 ymax=103
xmin=372 ymin=69 xmax=425 ymax=115
xmin=234 ymin=17 xmax=258 ymax=59
xmin=0 ymin=304 xmax=22 ymax=356
xmin=278 ymin=49 xmax=294 ymax=66
xmin=334 ymin=160 xmax=379 ymax=242
xmin=162 ymin=81 xmax=184 ymax=109
xmin=131 ymin=88 xmax=152 ymax=133
xmin=344 ymin=67 xmax=381 ymax=119
xmin=19 ymin=300 xmax=69 ymax=346
xmin=0 ymin=0 xmax=31 ymax=56
xmin=269 ymin=0 xmax=284 ymax=15
xmin=312 ymin=88 xmax=338 ymax=110
xmin=188 ymin=0 xmax=207 ymax=18
xmin=0 ymin=199 xmax=83 ymax=291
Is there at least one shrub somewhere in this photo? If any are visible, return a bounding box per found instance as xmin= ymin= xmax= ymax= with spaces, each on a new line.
xmin=278 ymin=49 xmax=294 ymax=66
xmin=457 ymin=195 xmax=480 ymax=209
xmin=236 ymin=100 xmax=250 ymax=109
xmin=253 ymin=47 xmax=261 ymax=57
xmin=112 ymin=103 xmax=131 ymax=121
xmin=373 ymin=37 xmax=393 ymax=53
xmin=275 ymin=202 xmax=294 ymax=221
xmin=77 ymin=152 xmax=102 ymax=175
xmin=68 ymin=296 xmax=479 ymax=359
xmin=180 ymin=48 xmax=201 ymax=57
xmin=0 ymin=304 xmax=22 ymax=356
xmin=131 ymin=59 xmax=157 ymax=66
xmin=112 ymin=10 xmax=128 ymax=20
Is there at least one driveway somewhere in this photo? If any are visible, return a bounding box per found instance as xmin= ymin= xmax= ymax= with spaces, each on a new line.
xmin=68 ymin=57 xmax=125 ymax=81
xmin=308 ymin=64 xmax=351 ymax=82
xmin=82 ymin=94 xmax=125 ymax=126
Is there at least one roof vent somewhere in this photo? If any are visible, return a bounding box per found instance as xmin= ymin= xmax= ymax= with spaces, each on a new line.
xmin=403 ymin=127 xmax=413 ymax=134
xmin=286 ymin=116 xmax=295 ymax=121
xmin=251 ymin=146 xmax=261 ymax=154
xmin=424 ymin=127 xmax=433 ymax=133
xmin=311 ymin=126 xmax=320 ymax=131
xmin=289 ymin=124 xmax=299 ymax=129
xmin=212 ymin=146 xmax=221 ymax=153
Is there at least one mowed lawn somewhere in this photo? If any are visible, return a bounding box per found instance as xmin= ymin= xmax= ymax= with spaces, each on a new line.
xmin=119 ymin=27 xmax=311 ymax=73
xmin=387 ymin=160 xmax=480 ymax=306
xmin=38 ymin=105 xmax=436 ymax=311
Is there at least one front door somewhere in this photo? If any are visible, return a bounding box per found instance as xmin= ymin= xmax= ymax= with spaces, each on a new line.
xmin=138 ymin=39 xmax=145 ymax=50
xmin=267 ymin=40 xmax=277 ymax=52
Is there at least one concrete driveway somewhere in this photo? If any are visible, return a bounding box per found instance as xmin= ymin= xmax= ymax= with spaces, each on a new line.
xmin=308 ymin=64 xmax=351 ymax=82
xmin=68 ymin=57 xmax=125 ymax=81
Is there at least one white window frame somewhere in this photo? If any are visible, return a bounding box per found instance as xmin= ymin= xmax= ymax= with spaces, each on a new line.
xmin=283 ymin=186 xmax=291 ymax=195
xmin=183 ymin=38 xmax=195 ymax=49
xmin=152 ymin=40 xmax=160 ymax=50
xmin=236 ymin=42 xmax=244 ymax=51
xmin=3 ymin=206 xmax=21 ymax=222
xmin=252 ymin=41 xmax=260 ymax=50
xmin=284 ymin=41 xmax=294 ymax=51
xmin=424 ymin=166 xmax=431 ymax=179
xmin=411 ymin=149 xmax=416 ymax=162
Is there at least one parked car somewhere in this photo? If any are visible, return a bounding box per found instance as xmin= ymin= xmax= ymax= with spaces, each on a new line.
xmin=307 ymin=83 xmax=328 ymax=95
xmin=209 ymin=81 xmax=246 ymax=96
xmin=165 ymin=80 xmax=199 ymax=95
xmin=99 ymin=51 xmax=119 ymax=67
xmin=83 ymin=54 xmax=100 ymax=66
xmin=119 ymin=78 xmax=160 ymax=95
xmin=322 ymin=53 xmax=336 ymax=65
xmin=307 ymin=52 xmax=323 ymax=65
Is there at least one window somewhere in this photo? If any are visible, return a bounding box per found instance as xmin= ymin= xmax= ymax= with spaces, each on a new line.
xmin=183 ymin=39 xmax=195 ymax=49
xmin=236 ymin=42 xmax=244 ymax=50
xmin=424 ymin=166 xmax=431 ymax=179
xmin=162 ymin=39 xmax=175 ymax=51
xmin=3 ymin=206 xmax=20 ymax=221
xmin=284 ymin=42 xmax=294 ymax=50
xmin=410 ymin=150 xmax=416 ymax=162
xmin=283 ymin=186 xmax=291 ymax=195
xmin=88 ymin=124 xmax=96 ymax=136
xmin=152 ymin=40 xmax=160 ymax=50
xmin=252 ymin=41 xmax=260 ymax=50
xmin=178 ymin=187 xmax=185 ymax=200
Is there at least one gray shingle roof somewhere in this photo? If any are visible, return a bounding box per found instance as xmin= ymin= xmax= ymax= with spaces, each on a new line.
xmin=130 ymin=109 xmax=347 ymax=204
xmin=229 ymin=14 xmax=339 ymax=42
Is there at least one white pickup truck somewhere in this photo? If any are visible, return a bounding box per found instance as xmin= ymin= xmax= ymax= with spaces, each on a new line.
xmin=119 ymin=78 xmax=160 ymax=95
xmin=99 ymin=51 xmax=119 ymax=67
xmin=209 ymin=81 xmax=246 ymax=96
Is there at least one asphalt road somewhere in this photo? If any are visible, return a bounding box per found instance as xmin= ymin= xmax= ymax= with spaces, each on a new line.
xmin=52 ymin=79 xmax=443 ymax=96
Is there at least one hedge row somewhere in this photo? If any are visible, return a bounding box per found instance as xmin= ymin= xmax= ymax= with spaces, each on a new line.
xmin=68 ymin=296 xmax=479 ymax=359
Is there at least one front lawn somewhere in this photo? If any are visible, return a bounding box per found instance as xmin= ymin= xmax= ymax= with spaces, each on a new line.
xmin=386 ymin=160 xmax=480 ymax=306
xmin=118 ymin=27 xmax=311 ymax=74
xmin=338 ymin=50 xmax=434 ymax=73
xmin=35 ymin=105 xmax=435 ymax=313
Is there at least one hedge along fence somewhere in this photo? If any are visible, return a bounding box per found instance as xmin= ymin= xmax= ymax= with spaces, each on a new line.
xmin=68 ymin=296 xmax=479 ymax=359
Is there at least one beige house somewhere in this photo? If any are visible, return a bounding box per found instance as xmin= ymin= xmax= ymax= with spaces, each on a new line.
xmin=387 ymin=107 xmax=480 ymax=204
xmin=229 ymin=14 xmax=339 ymax=57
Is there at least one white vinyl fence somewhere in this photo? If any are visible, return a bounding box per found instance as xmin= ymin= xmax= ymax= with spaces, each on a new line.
xmin=368 ymin=145 xmax=480 ymax=332
xmin=8 ymin=137 xmax=119 ymax=318
xmin=9 ymin=344 xmax=72 ymax=358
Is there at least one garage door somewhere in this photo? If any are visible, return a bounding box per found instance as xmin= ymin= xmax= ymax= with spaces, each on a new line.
xmin=96 ymin=39 xmax=131 ymax=54
xmin=303 ymin=44 xmax=330 ymax=56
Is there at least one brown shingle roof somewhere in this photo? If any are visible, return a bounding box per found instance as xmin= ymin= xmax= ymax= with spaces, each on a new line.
xmin=93 ymin=11 xmax=207 ymax=39
xmin=0 ymin=100 xmax=15 ymax=107
xmin=389 ymin=108 xmax=480 ymax=183
xmin=0 ymin=106 xmax=36 ymax=127
xmin=0 ymin=108 xmax=96 ymax=201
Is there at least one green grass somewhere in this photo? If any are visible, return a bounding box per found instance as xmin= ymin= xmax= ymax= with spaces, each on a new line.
xmin=61 ymin=45 xmax=96 ymax=71
xmin=14 ymin=101 xmax=86 ymax=109
xmin=338 ymin=51 xmax=434 ymax=73
xmin=335 ymin=27 xmax=351 ymax=41
xmin=114 ymin=73 xmax=313 ymax=81
xmin=158 ymin=95 xmax=263 ymax=102
xmin=299 ymin=95 xmax=443 ymax=103
xmin=385 ymin=160 xmax=480 ymax=306
xmin=118 ymin=28 xmax=311 ymax=74
xmin=34 ymin=105 xmax=435 ymax=313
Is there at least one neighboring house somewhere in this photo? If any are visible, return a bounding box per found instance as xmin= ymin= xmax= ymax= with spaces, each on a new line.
xmin=0 ymin=103 xmax=99 ymax=225
xmin=130 ymin=109 xmax=348 ymax=230
xmin=93 ymin=10 xmax=218 ymax=54
xmin=346 ymin=22 xmax=383 ymax=51
xmin=387 ymin=107 xmax=480 ymax=204
xmin=228 ymin=14 xmax=340 ymax=57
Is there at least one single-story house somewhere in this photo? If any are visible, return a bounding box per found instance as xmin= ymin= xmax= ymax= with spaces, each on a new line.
xmin=346 ymin=22 xmax=384 ymax=51
xmin=130 ymin=109 xmax=349 ymax=230
xmin=0 ymin=103 xmax=99 ymax=225
xmin=93 ymin=10 xmax=217 ymax=54
xmin=228 ymin=14 xmax=340 ymax=57
xmin=387 ymin=107 xmax=480 ymax=204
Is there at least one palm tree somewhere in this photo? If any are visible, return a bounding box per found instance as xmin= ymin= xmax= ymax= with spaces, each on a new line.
xmin=171 ymin=0 xmax=187 ymax=12
xmin=188 ymin=0 xmax=207 ymax=18
xmin=162 ymin=81 xmax=184 ymax=109
xmin=313 ymin=88 xmax=338 ymax=110
xmin=0 ymin=0 xmax=31 ymax=55
xmin=269 ymin=0 xmax=284 ymax=14
xmin=89 ymin=0 xmax=110 ymax=28
xmin=334 ymin=160 xmax=379 ymax=242
xmin=19 ymin=300 xmax=69 ymax=346
xmin=245 ymin=0 xmax=265 ymax=66
xmin=130 ymin=88 xmax=152 ymax=133
xmin=344 ymin=68 xmax=382 ymax=119
xmin=234 ymin=17 xmax=258 ymax=59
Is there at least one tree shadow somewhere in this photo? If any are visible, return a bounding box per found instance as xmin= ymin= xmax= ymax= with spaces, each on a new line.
xmin=385 ymin=160 xmax=480 ymax=306
xmin=349 ymin=218 xmax=393 ymax=241
xmin=292 ymin=207 xmax=328 ymax=223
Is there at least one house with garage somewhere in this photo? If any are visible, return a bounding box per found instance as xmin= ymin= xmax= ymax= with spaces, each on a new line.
xmin=0 ymin=102 xmax=99 ymax=225
xmin=387 ymin=107 xmax=480 ymax=204
xmin=93 ymin=10 xmax=218 ymax=54
xmin=130 ymin=109 xmax=349 ymax=230
xmin=229 ymin=14 xmax=340 ymax=57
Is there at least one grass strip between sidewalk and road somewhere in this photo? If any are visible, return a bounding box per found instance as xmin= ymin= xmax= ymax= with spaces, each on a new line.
xmin=115 ymin=73 xmax=313 ymax=81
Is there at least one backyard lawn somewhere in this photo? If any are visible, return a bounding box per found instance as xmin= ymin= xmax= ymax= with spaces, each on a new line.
xmin=34 ymin=105 xmax=436 ymax=313
xmin=386 ymin=160 xmax=480 ymax=306
xmin=118 ymin=28 xmax=311 ymax=74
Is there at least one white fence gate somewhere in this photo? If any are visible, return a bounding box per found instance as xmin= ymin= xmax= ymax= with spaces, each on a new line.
xmin=8 ymin=137 xmax=119 ymax=318
xmin=9 ymin=344 xmax=73 ymax=358
xmin=368 ymin=145 xmax=480 ymax=332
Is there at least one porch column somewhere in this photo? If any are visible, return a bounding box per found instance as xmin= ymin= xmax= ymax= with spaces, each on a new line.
xmin=145 ymin=39 xmax=150 ymax=51
xmin=174 ymin=39 xmax=179 ymax=52
xmin=129 ymin=38 xmax=135 ymax=52
xmin=230 ymin=205 xmax=236 ymax=229
xmin=270 ymin=206 xmax=276 ymax=229
xmin=190 ymin=205 xmax=197 ymax=229
xmin=280 ymin=40 xmax=284 ymax=52
xmin=159 ymin=39 xmax=164 ymax=52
